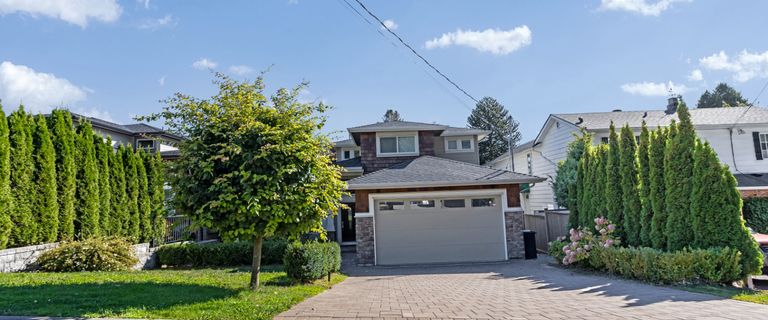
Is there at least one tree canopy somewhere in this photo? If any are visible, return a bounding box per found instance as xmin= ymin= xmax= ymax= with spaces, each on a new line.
xmin=141 ymin=73 xmax=345 ymax=289
xmin=467 ymin=97 xmax=521 ymax=164
xmin=382 ymin=109 xmax=403 ymax=122
xmin=696 ymin=83 xmax=749 ymax=108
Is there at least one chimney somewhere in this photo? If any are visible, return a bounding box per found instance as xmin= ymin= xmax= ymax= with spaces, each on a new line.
xmin=665 ymin=97 xmax=679 ymax=114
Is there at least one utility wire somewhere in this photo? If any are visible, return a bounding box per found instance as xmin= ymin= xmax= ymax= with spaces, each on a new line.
xmin=352 ymin=0 xmax=479 ymax=104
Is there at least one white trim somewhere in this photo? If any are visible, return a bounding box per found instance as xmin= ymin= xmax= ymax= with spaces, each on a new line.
xmin=355 ymin=212 xmax=373 ymax=218
xmin=738 ymin=186 xmax=768 ymax=191
xmin=346 ymin=178 xmax=544 ymax=190
xmin=376 ymin=131 xmax=419 ymax=157
xmin=444 ymin=136 xmax=475 ymax=153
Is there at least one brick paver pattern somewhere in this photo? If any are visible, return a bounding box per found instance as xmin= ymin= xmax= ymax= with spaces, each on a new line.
xmin=276 ymin=256 xmax=768 ymax=320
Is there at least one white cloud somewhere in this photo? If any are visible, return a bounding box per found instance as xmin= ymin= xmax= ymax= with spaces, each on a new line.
xmin=621 ymin=81 xmax=690 ymax=96
xmin=0 ymin=61 xmax=87 ymax=112
xmin=382 ymin=19 xmax=398 ymax=30
xmin=72 ymin=106 xmax=113 ymax=122
xmin=192 ymin=58 xmax=217 ymax=70
xmin=598 ymin=0 xmax=691 ymax=16
xmin=228 ymin=65 xmax=253 ymax=76
xmin=0 ymin=0 xmax=122 ymax=27
xmin=158 ymin=75 xmax=166 ymax=86
xmin=424 ymin=26 xmax=532 ymax=55
xmin=687 ymin=69 xmax=703 ymax=81
xmin=699 ymin=50 xmax=768 ymax=82
xmin=139 ymin=0 xmax=150 ymax=9
xmin=138 ymin=14 xmax=177 ymax=30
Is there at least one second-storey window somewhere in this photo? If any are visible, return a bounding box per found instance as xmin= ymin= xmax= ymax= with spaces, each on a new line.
xmin=377 ymin=133 xmax=418 ymax=156
xmin=527 ymin=153 xmax=533 ymax=175
xmin=445 ymin=137 xmax=473 ymax=152
xmin=761 ymin=133 xmax=768 ymax=159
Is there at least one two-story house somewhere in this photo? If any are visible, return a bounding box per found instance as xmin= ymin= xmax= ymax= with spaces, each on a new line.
xmin=488 ymin=97 xmax=768 ymax=215
xmin=70 ymin=113 xmax=183 ymax=160
xmin=331 ymin=120 xmax=544 ymax=266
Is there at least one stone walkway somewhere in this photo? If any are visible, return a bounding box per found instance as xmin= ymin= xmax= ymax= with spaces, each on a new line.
xmin=276 ymin=255 xmax=768 ymax=320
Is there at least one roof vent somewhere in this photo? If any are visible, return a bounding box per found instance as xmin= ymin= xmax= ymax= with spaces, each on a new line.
xmin=612 ymin=109 xmax=622 ymax=112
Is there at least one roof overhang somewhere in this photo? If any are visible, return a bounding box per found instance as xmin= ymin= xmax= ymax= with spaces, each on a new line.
xmin=346 ymin=177 xmax=546 ymax=190
xmin=347 ymin=125 xmax=448 ymax=133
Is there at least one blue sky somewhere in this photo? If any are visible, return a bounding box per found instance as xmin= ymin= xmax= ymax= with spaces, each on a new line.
xmin=1 ymin=0 xmax=768 ymax=141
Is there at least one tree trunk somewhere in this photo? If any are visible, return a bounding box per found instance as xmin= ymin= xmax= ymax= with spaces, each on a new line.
xmin=250 ymin=234 xmax=264 ymax=290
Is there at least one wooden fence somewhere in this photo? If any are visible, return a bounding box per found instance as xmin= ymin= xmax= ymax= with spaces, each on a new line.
xmin=523 ymin=210 xmax=570 ymax=252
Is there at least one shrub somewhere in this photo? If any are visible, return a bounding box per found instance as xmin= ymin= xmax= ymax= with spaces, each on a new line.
xmin=36 ymin=237 xmax=138 ymax=272
xmin=562 ymin=217 xmax=619 ymax=265
xmin=548 ymin=239 xmax=567 ymax=262
xmin=582 ymin=246 xmax=742 ymax=284
xmin=156 ymin=239 xmax=289 ymax=268
xmin=283 ymin=241 xmax=341 ymax=283
xmin=744 ymin=197 xmax=768 ymax=234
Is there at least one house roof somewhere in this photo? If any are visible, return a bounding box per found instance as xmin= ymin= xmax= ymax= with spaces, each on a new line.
xmin=487 ymin=139 xmax=535 ymax=165
xmin=440 ymin=127 xmax=490 ymax=138
xmin=123 ymin=123 xmax=166 ymax=134
xmin=334 ymin=156 xmax=362 ymax=168
xmin=333 ymin=138 xmax=357 ymax=148
xmin=346 ymin=156 xmax=544 ymax=190
xmin=554 ymin=106 xmax=768 ymax=131
xmin=69 ymin=112 xmax=184 ymax=142
xmin=347 ymin=120 xmax=448 ymax=133
xmin=735 ymin=173 xmax=768 ymax=188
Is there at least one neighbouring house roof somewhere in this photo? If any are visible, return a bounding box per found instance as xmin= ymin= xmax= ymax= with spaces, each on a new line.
xmin=487 ymin=139 xmax=535 ymax=166
xmin=69 ymin=112 xmax=185 ymax=142
xmin=554 ymin=106 xmax=768 ymax=131
xmin=440 ymin=127 xmax=490 ymax=138
xmin=335 ymin=156 xmax=362 ymax=168
xmin=346 ymin=156 xmax=544 ymax=190
xmin=333 ymin=138 xmax=357 ymax=148
xmin=735 ymin=173 xmax=768 ymax=188
xmin=347 ymin=120 xmax=448 ymax=133
xmin=159 ymin=149 xmax=181 ymax=160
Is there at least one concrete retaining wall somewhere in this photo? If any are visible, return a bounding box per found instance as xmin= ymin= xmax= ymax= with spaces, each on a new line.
xmin=0 ymin=242 xmax=157 ymax=272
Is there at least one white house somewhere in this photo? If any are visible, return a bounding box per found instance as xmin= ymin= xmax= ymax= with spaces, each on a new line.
xmin=488 ymin=97 xmax=768 ymax=215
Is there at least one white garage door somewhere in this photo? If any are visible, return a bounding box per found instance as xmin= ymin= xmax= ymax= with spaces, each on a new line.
xmin=374 ymin=195 xmax=507 ymax=265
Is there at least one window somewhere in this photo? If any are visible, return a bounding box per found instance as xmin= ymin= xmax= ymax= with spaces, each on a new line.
xmin=343 ymin=150 xmax=351 ymax=160
xmin=137 ymin=139 xmax=155 ymax=151
xmin=354 ymin=150 xmax=360 ymax=158
xmin=441 ymin=199 xmax=466 ymax=208
xmin=377 ymin=133 xmax=418 ymax=156
xmin=761 ymin=133 xmax=768 ymax=159
xmin=410 ymin=200 xmax=436 ymax=209
xmin=378 ymin=201 xmax=405 ymax=211
xmin=526 ymin=153 xmax=533 ymax=175
xmin=445 ymin=137 xmax=473 ymax=152
xmin=601 ymin=137 xmax=609 ymax=144
xmin=339 ymin=148 xmax=360 ymax=160
xmin=471 ymin=198 xmax=496 ymax=207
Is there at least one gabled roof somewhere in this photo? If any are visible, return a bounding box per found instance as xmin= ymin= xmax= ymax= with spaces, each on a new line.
xmin=69 ymin=112 xmax=184 ymax=142
xmin=440 ymin=127 xmax=490 ymax=138
xmin=735 ymin=173 xmax=768 ymax=188
xmin=346 ymin=156 xmax=544 ymax=190
xmin=554 ymin=106 xmax=768 ymax=130
xmin=347 ymin=120 xmax=448 ymax=133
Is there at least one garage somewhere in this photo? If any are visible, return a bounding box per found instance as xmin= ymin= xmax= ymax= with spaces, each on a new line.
xmin=374 ymin=195 xmax=507 ymax=265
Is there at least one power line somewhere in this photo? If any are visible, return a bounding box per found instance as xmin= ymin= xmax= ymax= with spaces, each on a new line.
xmin=351 ymin=0 xmax=479 ymax=103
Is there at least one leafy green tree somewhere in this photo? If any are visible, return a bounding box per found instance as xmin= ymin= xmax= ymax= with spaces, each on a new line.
xmin=696 ymin=83 xmax=749 ymax=108
xmin=32 ymin=115 xmax=59 ymax=243
xmin=665 ymin=101 xmax=696 ymax=251
xmin=605 ymin=122 xmax=624 ymax=241
xmin=620 ymin=124 xmax=642 ymax=247
xmin=48 ymin=109 xmax=77 ymax=241
xmin=467 ymin=97 xmax=521 ymax=164
xmin=8 ymin=107 xmax=37 ymax=246
xmin=637 ymin=122 xmax=653 ymax=247
xmin=95 ymin=135 xmax=112 ymax=235
xmin=123 ymin=147 xmax=140 ymax=242
xmin=554 ymin=131 xmax=590 ymax=211
xmin=109 ymin=145 xmax=127 ymax=235
xmin=137 ymin=151 xmax=152 ymax=243
xmin=0 ymin=107 xmax=13 ymax=249
xmin=382 ymin=109 xmax=403 ymax=122
xmin=142 ymin=74 xmax=346 ymax=289
xmin=74 ymin=121 xmax=100 ymax=239
xmin=650 ymin=124 xmax=673 ymax=250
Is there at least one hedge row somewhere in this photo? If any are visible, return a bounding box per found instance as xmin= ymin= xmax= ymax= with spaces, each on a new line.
xmin=0 ymin=106 xmax=165 ymax=249
xmin=744 ymin=197 xmax=768 ymax=234
xmin=284 ymin=241 xmax=341 ymax=282
xmin=156 ymin=239 xmax=289 ymax=267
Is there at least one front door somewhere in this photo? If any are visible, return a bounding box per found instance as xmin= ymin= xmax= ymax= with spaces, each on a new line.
xmin=340 ymin=206 xmax=356 ymax=243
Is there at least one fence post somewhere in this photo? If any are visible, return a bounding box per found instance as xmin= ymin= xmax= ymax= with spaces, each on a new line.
xmin=544 ymin=210 xmax=552 ymax=245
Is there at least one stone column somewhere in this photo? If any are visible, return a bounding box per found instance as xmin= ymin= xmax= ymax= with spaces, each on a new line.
xmin=355 ymin=216 xmax=375 ymax=265
xmin=505 ymin=210 xmax=525 ymax=259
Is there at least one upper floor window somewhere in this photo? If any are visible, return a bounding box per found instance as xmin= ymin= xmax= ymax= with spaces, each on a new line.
xmin=445 ymin=137 xmax=474 ymax=153
xmin=601 ymin=137 xmax=609 ymax=144
xmin=343 ymin=150 xmax=351 ymax=159
xmin=377 ymin=132 xmax=418 ymax=157
xmin=137 ymin=139 xmax=155 ymax=151
xmin=339 ymin=147 xmax=361 ymax=160
xmin=760 ymin=133 xmax=768 ymax=159
xmin=527 ymin=153 xmax=533 ymax=175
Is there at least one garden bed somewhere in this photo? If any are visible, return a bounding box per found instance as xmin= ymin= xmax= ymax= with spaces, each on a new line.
xmin=0 ymin=266 xmax=345 ymax=320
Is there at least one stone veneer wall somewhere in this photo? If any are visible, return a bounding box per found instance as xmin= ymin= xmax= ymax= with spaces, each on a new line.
xmin=0 ymin=242 xmax=158 ymax=272
xmin=505 ymin=210 xmax=525 ymax=259
xmin=355 ymin=216 xmax=375 ymax=265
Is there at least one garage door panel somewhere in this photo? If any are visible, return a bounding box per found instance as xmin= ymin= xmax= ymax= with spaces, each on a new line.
xmin=377 ymin=226 xmax=504 ymax=245
xmin=377 ymin=242 xmax=505 ymax=265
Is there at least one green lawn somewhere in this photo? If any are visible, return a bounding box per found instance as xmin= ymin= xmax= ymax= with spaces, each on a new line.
xmin=679 ymin=284 xmax=768 ymax=305
xmin=0 ymin=267 xmax=346 ymax=320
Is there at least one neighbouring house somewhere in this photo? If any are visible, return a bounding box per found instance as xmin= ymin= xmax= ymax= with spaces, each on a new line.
xmin=69 ymin=113 xmax=184 ymax=160
xmin=329 ymin=120 xmax=544 ymax=265
xmin=488 ymin=97 xmax=768 ymax=215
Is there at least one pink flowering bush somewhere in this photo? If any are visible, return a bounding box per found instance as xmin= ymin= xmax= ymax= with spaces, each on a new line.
xmin=561 ymin=217 xmax=620 ymax=265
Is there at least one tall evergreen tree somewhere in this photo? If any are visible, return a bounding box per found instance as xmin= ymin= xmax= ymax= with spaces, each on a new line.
xmin=620 ymin=124 xmax=642 ymax=247
xmin=74 ymin=121 xmax=100 ymax=239
xmin=8 ymin=107 xmax=37 ymax=246
xmin=0 ymin=107 xmax=12 ymax=249
xmin=637 ymin=121 xmax=653 ymax=247
xmin=137 ymin=151 xmax=152 ymax=243
xmin=665 ymin=101 xmax=696 ymax=251
xmin=467 ymin=97 xmax=521 ymax=164
xmin=123 ymin=147 xmax=141 ymax=242
xmin=146 ymin=152 xmax=166 ymax=244
xmin=588 ymin=145 xmax=607 ymax=225
xmin=577 ymin=146 xmax=593 ymax=228
xmin=605 ymin=122 xmax=624 ymax=241
xmin=48 ymin=109 xmax=77 ymax=241
xmin=650 ymin=124 xmax=674 ymax=249
xmin=382 ymin=109 xmax=403 ymax=122
xmin=95 ymin=135 xmax=112 ymax=235
xmin=554 ymin=131 xmax=590 ymax=211
xmin=110 ymin=144 xmax=127 ymax=236
xmin=32 ymin=115 xmax=59 ymax=244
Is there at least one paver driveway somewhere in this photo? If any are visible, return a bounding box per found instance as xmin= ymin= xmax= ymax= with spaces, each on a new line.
xmin=276 ymin=255 xmax=768 ymax=320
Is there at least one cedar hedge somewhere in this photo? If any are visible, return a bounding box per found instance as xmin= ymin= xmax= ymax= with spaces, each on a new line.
xmin=156 ymin=239 xmax=289 ymax=268
xmin=744 ymin=197 xmax=768 ymax=234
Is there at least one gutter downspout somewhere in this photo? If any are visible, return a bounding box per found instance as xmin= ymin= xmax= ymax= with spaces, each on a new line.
xmin=729 ymin=128 xmax=743 ymax=174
